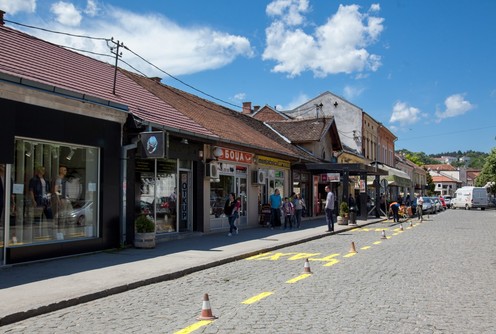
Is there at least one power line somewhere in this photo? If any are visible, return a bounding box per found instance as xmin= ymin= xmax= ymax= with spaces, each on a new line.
xmin=121 ymin=44 xmax=242 ymax=109
xmin=5 ymin=19 xmax=243 ymax=110
xmin=4 ymin=19 xmax=109 ymax=41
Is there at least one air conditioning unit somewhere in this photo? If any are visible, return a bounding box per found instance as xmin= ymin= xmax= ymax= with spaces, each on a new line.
xmin=206 ymin=162 xmax=219 ymax=179
xmin=252 ymin=170 xmax=266 ymax=185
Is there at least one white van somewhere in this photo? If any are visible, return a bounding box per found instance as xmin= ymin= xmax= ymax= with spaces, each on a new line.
xmin=451 ymin=186 xmax=488 ymax=210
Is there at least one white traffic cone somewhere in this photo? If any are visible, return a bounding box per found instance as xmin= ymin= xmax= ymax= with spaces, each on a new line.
xmin=197 ymin=293 xmax=218 ymax=320
xmin=381 ymin=230 xmax=387 ymax=239
xmin=303 ymin=258 xmax=313 ymax=274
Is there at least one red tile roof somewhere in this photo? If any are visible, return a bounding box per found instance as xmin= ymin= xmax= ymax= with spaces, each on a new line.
xmin=251 ymin=106 xmax=287 ymax=122
xmin=266 ymin=118 xmax=338 ymax=143
xmin=122 ymin=71 xmax=317 ymax=160
xmin=422 ymin=164 xmax=456 ymax=171
xmin=0 ymin=25 xmax=214 ymax=137
xmin=431 ymin=175 xmax=460 ymax=183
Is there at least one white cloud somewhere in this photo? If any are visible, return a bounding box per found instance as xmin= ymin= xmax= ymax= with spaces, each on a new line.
xmin=233 ymin=93 xmax=246 ymax=101
xmin=389 ymin=101 xmax=423 ymax=126
xmin=85 ymin=0 xmax=98 ymax=16
xmin=435 ymin=94 xmax=474 ymax=122
xmin=51 ymin=1 xmax=82 ymax=26
xmin=263 ymin=3 xmax=384 ymax=77
xmin=0 ymin=0 xmax=36 ymax=14
xmin=14 ymin=5 xmax=254 ymax=78
xmin=266 ymin=0 xmax=310 ymax=26
xmin=343 ymin=85 xmax=364 ymax=100
xmin=284 ymin=93 xmax=310 ymax=111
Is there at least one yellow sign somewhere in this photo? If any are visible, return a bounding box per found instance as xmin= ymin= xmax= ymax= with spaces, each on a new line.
xmin=257 ymin=155 xmax=290 ymax=169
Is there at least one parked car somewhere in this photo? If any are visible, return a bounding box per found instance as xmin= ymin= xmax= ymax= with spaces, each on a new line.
xmin=422 ymin=197 xmax=436 ymax=214
xmin=412 ymin=197 xmax=435 ymax=215
xmin=430 ymin=197 xmax=442 ymax=213
xmin=438 ymin=196 xmax=447 ymax=210
xmin=59 ymin=200 xmax=94 ymax=225
xmin=444 ymin=195 xmax=452 ymax=208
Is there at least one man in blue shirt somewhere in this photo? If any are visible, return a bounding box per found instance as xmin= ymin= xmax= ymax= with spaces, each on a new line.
xmin=269 ymin=188 xmax=282 ymax=228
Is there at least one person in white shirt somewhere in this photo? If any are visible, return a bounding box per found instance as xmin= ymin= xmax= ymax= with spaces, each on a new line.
xmin=416 ymin=193 xmax=424 ymax=222
xmin=325 ymin=185 xmax=335 ymax=232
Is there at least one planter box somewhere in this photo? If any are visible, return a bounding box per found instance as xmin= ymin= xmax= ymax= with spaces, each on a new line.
xmin=134 ymin=232 xmax=156 ymax=249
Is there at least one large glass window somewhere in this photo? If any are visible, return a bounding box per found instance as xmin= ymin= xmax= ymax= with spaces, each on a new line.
xmin=136 ymin=159 xmax=177 ymax=233
xmin=7 ymin=138 xmax=99 ymax=247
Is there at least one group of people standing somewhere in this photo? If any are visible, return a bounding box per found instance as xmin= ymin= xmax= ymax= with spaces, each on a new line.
xmin=267 ymin=189 xmax=306 ymax=230
xmin=389 ymin=193 xmax=424 ymax=223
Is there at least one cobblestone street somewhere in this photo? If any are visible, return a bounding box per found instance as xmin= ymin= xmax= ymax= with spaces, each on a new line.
xmin=3 ymin=209 xmax=496 ymax=333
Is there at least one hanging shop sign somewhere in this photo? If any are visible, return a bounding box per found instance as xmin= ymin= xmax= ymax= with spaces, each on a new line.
xmin=321 ymin=173 xmax=340 ymax=183
xmin=140 ymin=131 xmax=166 ymax=159
xmin=217 ymin=147 xmax=253 ymax=164
xmin=257 ymin=155 xmax=290 ymax=169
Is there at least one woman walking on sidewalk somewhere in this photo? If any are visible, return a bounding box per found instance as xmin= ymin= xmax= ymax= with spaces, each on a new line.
xmin=224 ymin=193 xmax=240 ymax=236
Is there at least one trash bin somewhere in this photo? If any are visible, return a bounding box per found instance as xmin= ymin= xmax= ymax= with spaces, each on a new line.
xmin=349 ymin=206 xmax=357 ymax=225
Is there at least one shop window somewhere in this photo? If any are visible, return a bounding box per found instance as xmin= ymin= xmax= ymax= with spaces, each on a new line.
xmin=210 ymin=175 xmax=234 ymax=218
xmin=136 ymin=159 xmax=177 ymax=233
xmin=8 ymin=138 xmax=99 ymax=246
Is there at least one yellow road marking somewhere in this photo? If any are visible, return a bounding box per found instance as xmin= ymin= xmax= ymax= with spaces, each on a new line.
xmin=286 ymin=273 xmax=312 ymax=283
xmin=174 ymin=320 xmax=213 ymax=334
xmin=247 ymin=252 xmax=298 ymax=261
xmin=246 ymin=252 xmax=272 ymax=260
xmin=242 ymin=292 xmax=274 ymax=304
xmin=287 ymin=253 xmax=321 ymax=260
xmin=310 ymin=253 xmax=340 ymax=261
xmin=360 ymin=246 xmax=371 ymax=250
xmin=373 ymin=241 xmax=382 ymax=245
xmin=343 ymin=252 xmax=357 ymax=258
xmin=323 ymin=258 xmax=340 ymax=267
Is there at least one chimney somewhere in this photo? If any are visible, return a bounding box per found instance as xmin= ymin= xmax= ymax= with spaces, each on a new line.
xmin=0 ymin=10 xmax=5 ymax=26
xmin=150 ymin=77 xmax=162 ymax=83
xmin=242 ymin=102 xmax=252 ymax=114
xmin=253 ymin=105 xmax=260 ymax=112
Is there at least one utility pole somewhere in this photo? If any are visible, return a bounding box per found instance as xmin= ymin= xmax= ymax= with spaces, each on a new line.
xmin=108 ymin=38 xmax=123 ymax=95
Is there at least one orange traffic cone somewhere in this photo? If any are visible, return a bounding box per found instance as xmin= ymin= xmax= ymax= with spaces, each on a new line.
xmin=303 ymin=258 xmax=313 ymax=274
xmin=381 ymin=230 xmax=387 ymax=239
xmin=197 ymin=293 xmax=218 ymax=320
xmin=349 ymin=241 xmax=357 ymax=253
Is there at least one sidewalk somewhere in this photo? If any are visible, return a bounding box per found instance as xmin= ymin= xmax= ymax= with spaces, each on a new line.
xmin=0 ymin=216 xmax=384 ymax=326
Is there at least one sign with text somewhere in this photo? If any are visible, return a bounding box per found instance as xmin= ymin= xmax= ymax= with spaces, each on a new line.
xmin=217 ymin=147 xmax=253 ymax=164
xmin=257 ymin=155 xmax=290 ymax=169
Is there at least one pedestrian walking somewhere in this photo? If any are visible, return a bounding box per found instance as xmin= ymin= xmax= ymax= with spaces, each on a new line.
xmin=269 ymin=188 xmax=282 ymax=228
xmin=416 ymin=193 xmax=424 ymax=222
xmin=293 ymin=193 xmax=304 ymax=228
xmin=325 ymin=185 xmax=335 ymax=232
xmin=224 ymin=193 xmax=239 ymax=236
xmin=282 ymin=197 xmax=294 ymax=230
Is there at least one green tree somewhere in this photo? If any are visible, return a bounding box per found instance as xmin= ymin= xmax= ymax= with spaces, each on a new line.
xmin=475 ymin=147 xmax=496 ymax=194
xmin=425 ymin=172 xmax=435 ymax=195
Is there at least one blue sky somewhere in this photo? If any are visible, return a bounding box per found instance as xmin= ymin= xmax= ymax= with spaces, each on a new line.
xmin=2 ymin=0 xmax=496 ymax=155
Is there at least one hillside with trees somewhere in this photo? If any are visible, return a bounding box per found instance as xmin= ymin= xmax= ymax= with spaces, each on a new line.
xmin=397 ymin=149 xmax=488 ymax=169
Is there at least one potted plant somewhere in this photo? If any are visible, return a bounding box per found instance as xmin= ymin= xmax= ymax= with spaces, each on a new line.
xmin=339 ymin=201 xmax=349 ymax=225
xmin=134 ymin=214 xmax=156 ymax=248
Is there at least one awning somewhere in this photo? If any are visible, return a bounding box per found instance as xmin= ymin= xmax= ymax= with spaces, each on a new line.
xmin=293 ymin=162 xmax=388 ymax=176
xmin=367 ymin=164 xmax=411 ymax=188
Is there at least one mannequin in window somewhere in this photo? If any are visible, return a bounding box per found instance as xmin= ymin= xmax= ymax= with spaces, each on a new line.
xmin=28 ymin=165 xmax=53 ymax=222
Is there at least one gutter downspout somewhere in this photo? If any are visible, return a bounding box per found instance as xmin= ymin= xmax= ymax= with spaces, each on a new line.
xmin=120 ymin=140 xmax=138 ymax=246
